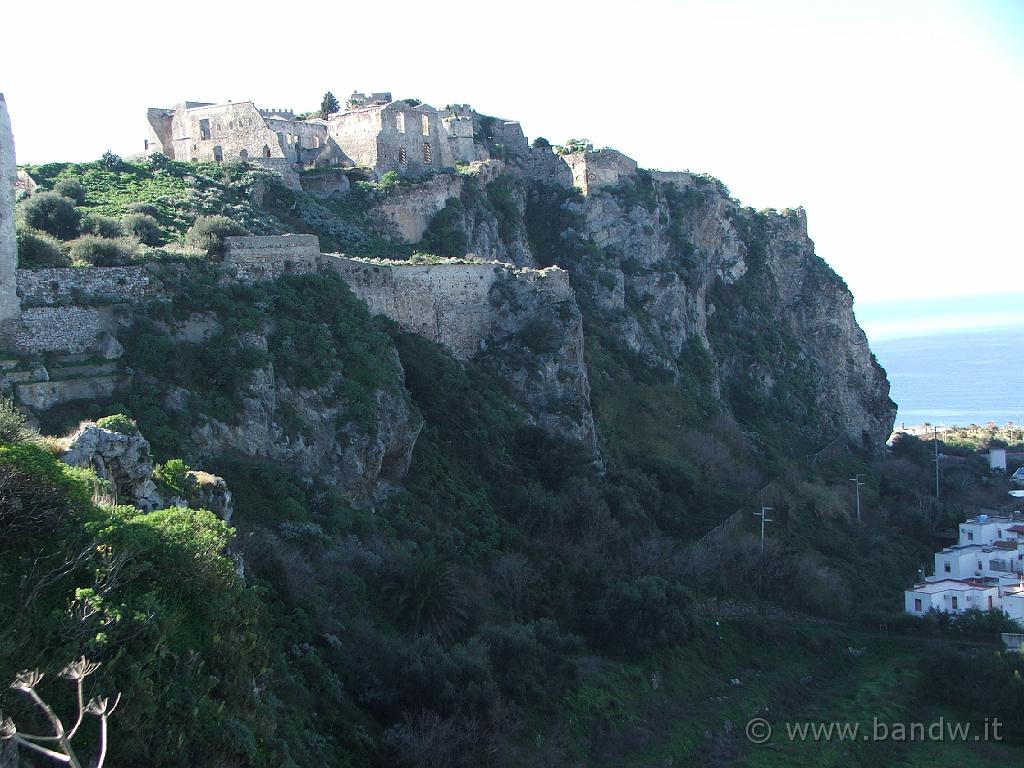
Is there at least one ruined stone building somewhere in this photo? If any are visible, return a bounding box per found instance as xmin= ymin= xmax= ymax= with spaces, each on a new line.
xmin=142 ymin=91 xmax=633 ymax=196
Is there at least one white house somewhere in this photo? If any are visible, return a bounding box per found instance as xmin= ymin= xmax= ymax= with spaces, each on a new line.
xmin=905 ymin=511 xmax=1024 ymax=625
xmin=904 ymin=578 xmax=1002 ymax=616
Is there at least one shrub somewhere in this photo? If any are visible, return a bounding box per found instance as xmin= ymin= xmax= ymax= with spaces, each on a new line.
xmin=126 ymin=201 xmax=159 ymax=217
xmin=531 ymin=136 xmax=551 ymax=148
xmin=147 ymin=152 xmax=171 ymax=170
xmin=69 ymin=235 xmax=138 ymax=266
xmin=15 ymin=227 xmax=69 ymax=267
xmin=53 ymin=177 xmax=87 ymax=204
xmin=95 ymin=413 xmax=139 ymax=435
xmin=186 ymin=215 xmax=249 ymax=257
xmin=121 ymin=212 xmax=164 ymax=246
xmin=419 ymin=198 xmax=467 ymax=257
xmin=80 ymin=212 xmax=124 ymax=238
xmin=0 ymin=398 xmax=32 ymax=443
xmin=154 ymin=458 xmax=193 ymax=496
xmin=100 ymin=150 xmax=122 ymax=169
xmin=19 ymin=191 xmax=81 ymax=239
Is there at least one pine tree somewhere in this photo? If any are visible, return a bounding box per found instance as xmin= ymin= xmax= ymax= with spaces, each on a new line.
xmin=319 ymin=91 xmax=340 ymax=118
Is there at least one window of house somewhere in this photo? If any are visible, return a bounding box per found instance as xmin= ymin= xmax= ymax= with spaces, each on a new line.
xmin=396 ymin=113 xmax=405 ymax=133
xmin=398 ymin=148 xmax=408 ymax=165
xmin=914 ymin=598 xmax=922 ymax=612
xmin=978 ymin=561 xmax=983 ymax=570
xmin=968 ymin=531 xmax=974 ymax=540
xmin=951 ymin=596 xmax=958 ymax=609
xmin=199 ymin=119 xmax=211 ymax=141
xmin=943 ymin=562 xmax=951 ymax=572
xmin=423 ymin=143 xmax=432 ymax=164
xmin=239 ymin=149 xmax=248 ymax=160
xmin=213 ymin=146 xmax=223 ymax=164
xmin=263 ymin=145 xmax=272 ymax=158
xmin=422 ymin=114 xmax=430 ymax=135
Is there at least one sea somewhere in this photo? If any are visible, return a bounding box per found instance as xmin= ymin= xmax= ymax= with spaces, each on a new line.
xmin=869 ymin=326 xmax=1024 ymax=428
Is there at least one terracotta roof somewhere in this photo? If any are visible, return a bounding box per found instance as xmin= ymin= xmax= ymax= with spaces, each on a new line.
xmin=994 ymin=540 xmax=1018 ymax=550
xmin=1007 ymin=525 xmax=1024 ymax=534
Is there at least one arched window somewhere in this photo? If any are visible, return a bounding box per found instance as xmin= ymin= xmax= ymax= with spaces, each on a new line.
xmin=239 ymin=149 xmax=248 ymax=160
xmin=263 ymin=145 xmax=272 ymax=158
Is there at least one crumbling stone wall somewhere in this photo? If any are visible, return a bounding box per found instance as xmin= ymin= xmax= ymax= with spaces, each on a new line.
xmin=16 ymin=266 xmax=157 ymax=307
xmin=9 ymin=307 xmax=109 ymax=354
xmin=329 ymin=101 xmax=454 ymax=178
xmin=322 ymin=255 xmax=573 ymax=359
xmin=563 ymin=148 xmax=638 ymax=195
xmin=0 ymin=94 xmax=21 ymax=322
xmin=222 ymin=234 xmax=320 ymax=281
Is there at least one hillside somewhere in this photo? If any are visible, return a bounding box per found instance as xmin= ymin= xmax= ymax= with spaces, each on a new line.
xmin=2 ymin=127 xmax=1021 ymax=767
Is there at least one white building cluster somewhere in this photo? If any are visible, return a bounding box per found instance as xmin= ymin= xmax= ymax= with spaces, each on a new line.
xmin=905 ymin=512 xmax=1024 ymax=625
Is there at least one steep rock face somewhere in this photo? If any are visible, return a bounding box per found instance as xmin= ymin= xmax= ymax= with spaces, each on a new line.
xmin=483 ymin=268 xmax=599 ymax=455
xmin=552 ymin=171 xmax=894 ymax=446
xmin=166 ymin=326 xmax=423 ymax=508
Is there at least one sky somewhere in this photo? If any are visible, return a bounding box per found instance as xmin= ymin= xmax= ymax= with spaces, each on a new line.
xmin=5 ymin=0 xmax=1023 ymax=330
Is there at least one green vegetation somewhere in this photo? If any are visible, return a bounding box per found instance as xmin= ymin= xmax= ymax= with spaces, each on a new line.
xmin=9 ymin=158 xmax=1024 ymax=768
xmin=16 ymin=227 xmax=69 ymax=267
xmin=20 ymin=190 xmax=81 ymax=239
xmin=320 ymin=90 xmax=340 ymax=118
xmin=68 ymin=234 xmax=138 ymax=266
xmin=95 ymin=413 xmax=139 ymax=435
xmin=185 ymin=214 xmax=249 ymax=256
xmin=419 ymin=197 xmax=468 ymax=257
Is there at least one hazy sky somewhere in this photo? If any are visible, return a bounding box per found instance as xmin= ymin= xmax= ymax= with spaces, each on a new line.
xmin=5 ymin=0 xmax=1023 ymax=312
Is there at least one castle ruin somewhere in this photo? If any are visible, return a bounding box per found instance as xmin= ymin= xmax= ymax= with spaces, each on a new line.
xmin=143 ymin=91 xmax=595 ymax=191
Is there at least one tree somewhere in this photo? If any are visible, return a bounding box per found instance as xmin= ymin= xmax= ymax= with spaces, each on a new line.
xmin=319 ymin=91 xmax=340 ymax=118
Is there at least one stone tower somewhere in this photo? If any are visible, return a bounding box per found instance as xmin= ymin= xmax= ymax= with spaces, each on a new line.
xmin=0 ymin=94 xmax=21 ymax=322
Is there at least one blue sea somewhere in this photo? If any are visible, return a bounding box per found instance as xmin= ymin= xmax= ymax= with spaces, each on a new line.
xmin=869 ymin=327 xmax=1024 ymax=427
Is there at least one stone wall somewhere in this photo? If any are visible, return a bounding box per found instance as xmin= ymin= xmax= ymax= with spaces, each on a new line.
xmin=563 ymin=148 xmax=638 ymax=195
xmin=322 ymin=255 xmax=573 ymax=359
xmin=222 ymin=234 xmax=320 ymax=281
xmin=512 ymin=145 xmax=573 ymax=187
xmin=7 ymin=307 xmax=110 ymax=355
xmin=16 ymin=266 xmax=157 ymax=307
xmin=0 ymin=94 xmax=21 ymax=322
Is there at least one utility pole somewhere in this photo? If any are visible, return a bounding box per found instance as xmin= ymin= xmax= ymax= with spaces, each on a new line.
xmin=849 ymin=473 xmax=865 ymax=523
xmin=754 ymin=507 xmax=773 ymax=553
xmin=933 ymin=426 xmax=940 ymax=501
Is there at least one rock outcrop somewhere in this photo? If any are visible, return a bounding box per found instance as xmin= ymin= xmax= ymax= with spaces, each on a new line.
xmin=61 ymin=423 xmax=162 ymax=510
xmin=557 ymin=170 xmax=895 ymax=445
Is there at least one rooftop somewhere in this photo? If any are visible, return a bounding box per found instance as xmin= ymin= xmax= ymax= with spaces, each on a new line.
xmin=910 ymin=577 xmax=1000 ymax=593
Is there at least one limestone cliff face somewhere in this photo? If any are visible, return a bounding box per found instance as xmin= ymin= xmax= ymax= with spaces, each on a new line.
xmin=555 ymin=171 xmax=895 ymax=445
xmin=326 ymin=256 xmax=599 ymax=456
xmin=146 ymin=317 xmax=422 ymax=508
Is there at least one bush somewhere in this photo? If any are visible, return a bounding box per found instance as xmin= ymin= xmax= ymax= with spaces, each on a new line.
xmin=95 ymin=413 xmax=139 ymax=435
xmin=154 ymin=458 xmax=192 ymax=497
xmin=121 ymin=212 xmax=163 ymax=246
xmin=15 ymin=227 xmax=69 ymax=267
xmin=186 ymin=215 xmax=250 ymax=257
xmin=53 ymin=177 xmax=87 ymax=205
xmin=147 ymin=152 xmax=171 ymax=170
xmin=0 ymin=398 xmax=32 ymax=443
xmin=420 ymin=198 xmax=468 ymax=257
xmin=19 ymin=191 xmax=81 ymax=239
xmin=68 ymin=235 xmax=138 ymax=266
xmin=126 ymin=201 xmax=159 ymax=217
xmin=100 ymin=150 xmax=122 ymax=169
xmin=80 ymin=213 xmax=124 ymax=239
